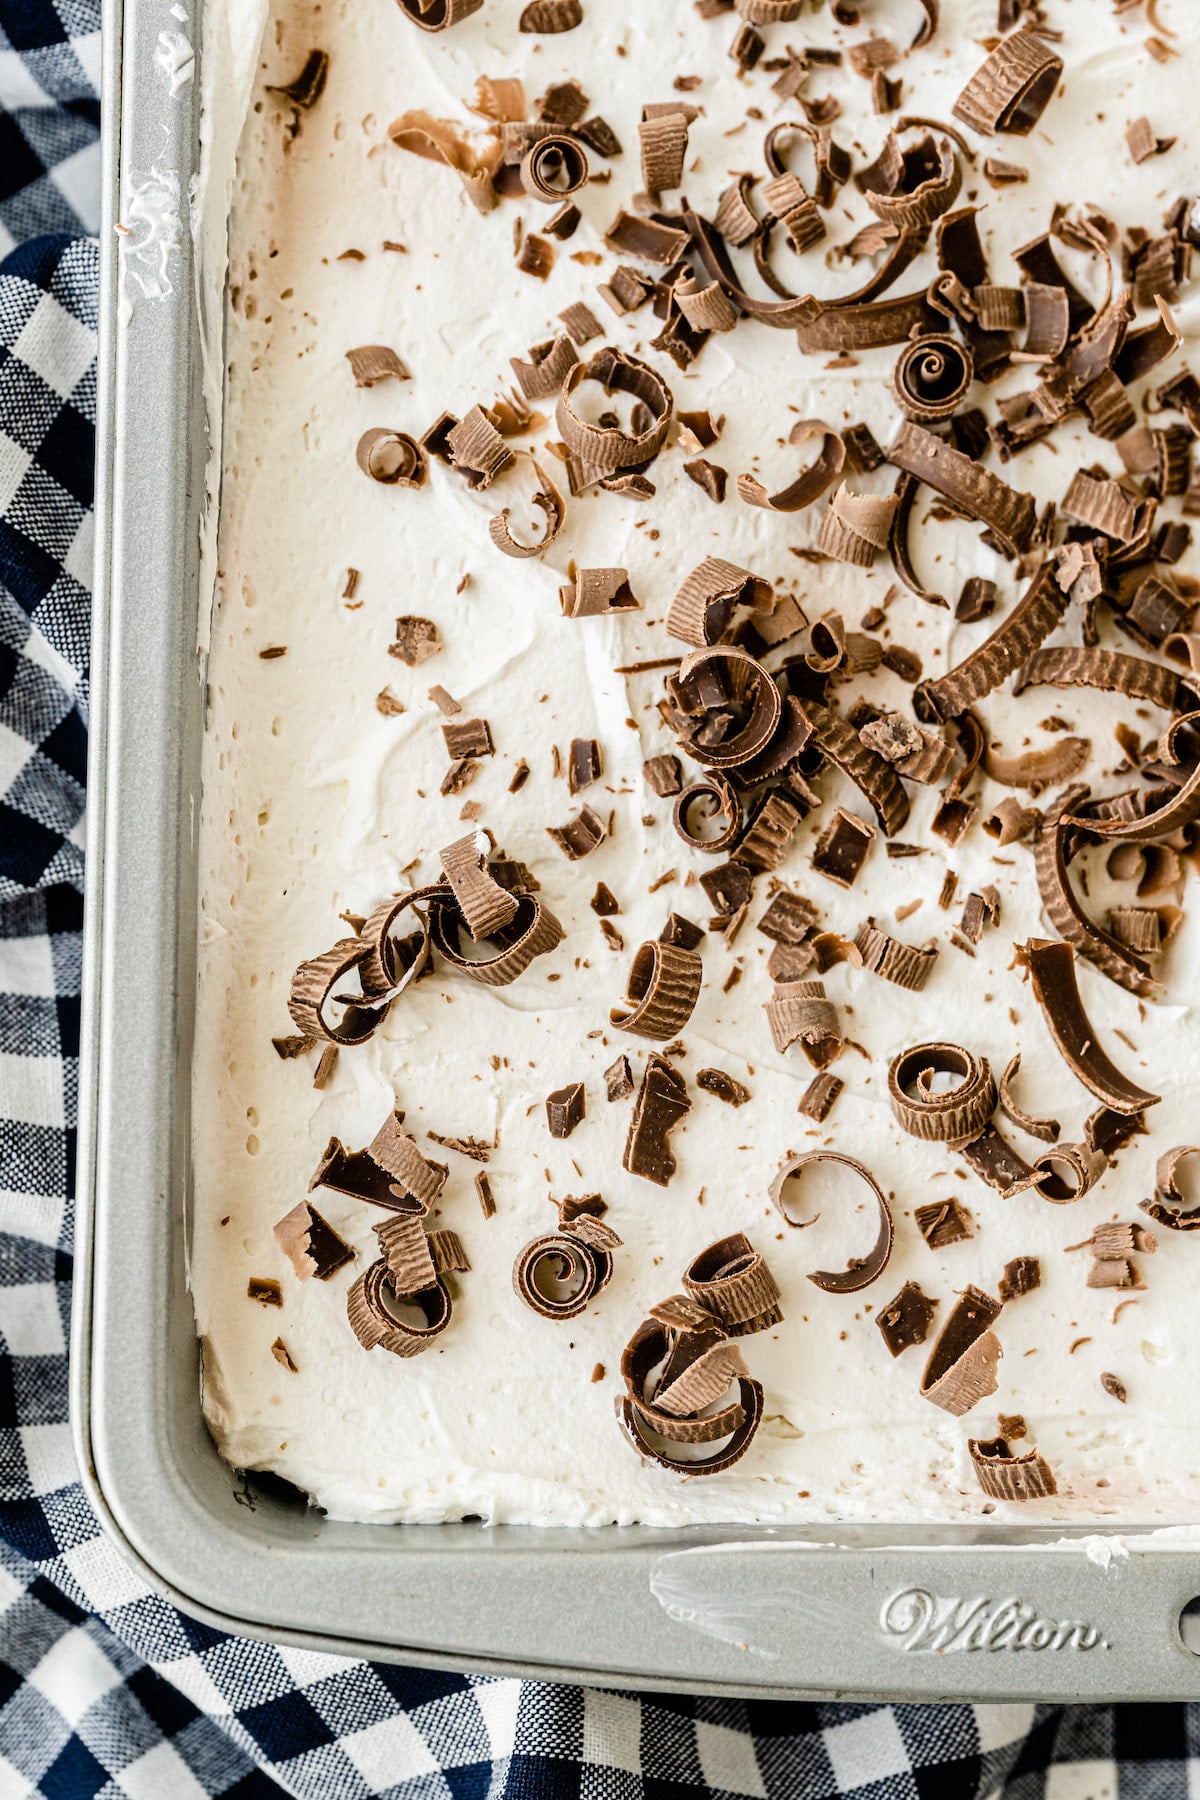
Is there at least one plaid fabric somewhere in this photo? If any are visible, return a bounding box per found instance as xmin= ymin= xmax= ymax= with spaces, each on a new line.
xmin=0 ymin=0 xmax=1196 ymax=1794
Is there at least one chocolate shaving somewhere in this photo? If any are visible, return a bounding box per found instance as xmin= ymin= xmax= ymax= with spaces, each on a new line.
xmin=673 ymin=645 xmax=783 ymax=771
xmin=511 ymin=336 xmax=578 ymax=402
xmin=697 ymin=1068 xmax=751 ymax=1107
xmin=489 ymin=459 xmax=566 ymax=559
xmin=811 ymin=808 xmax=875 ymax=887
xmin=888 ymin=420 xmax=1036 ymax=556
xmin=356 ymin=427 xmax=428 ymax=488
xmin=661 ymin=913 xmax=705 ymax=950
xmin=430 ymin=890 xmax=563 ymax=985
xmin=877 ymin=1281 xmax=938 ymax=1357
xmin=793 ymin=1071 xmax=844 ymax=1128
xmin=666 ymin=557 xmax=772 ymax=647
xmin=915 ymin=564 xmax=1069 ymax=723
xmin=855 ymin=916 xmax=938 ymax=989
xmin=998 ymin=1053 xmax=1059 ymax=1143
xmin=803 ymin=700 xmax=909 ymax=834
xmin=391 ymin=615 xmax=441 ymax=667
xmin=448 ymin=406 xmax=514 ymax=489
xmin=347 ymin=1261 xmax=453 ymax=1359
xmin=1064 ymin=713 xmax=1200 ymax=846
xmin=969 ymin=1437 xmax=1057 ymax=1501
xmin=732 ymin=792 xmax=803 ymax=873
xmin=683 ymin=1232 xmax=782 ymax=1334
xmin=439 ymin=835 xmax=519 ymax=940
xmin=442 ymin=719 xmax=494 ymax=760
xmin=770 ymin=1151 xmax=894 ymax=1293
xmin=520 ymin=136 xmax=588 ymax=200
xmin=765 ymin=978 xmax=842 ymax=1067
xmin=984 ymin=734 xmax=1090 ymax=790
xmin=555 ymin=348 xmax=673 ymax=487
xmin=962 ymin=1123 xmax=1033 ymax=1196
xmin=892 ymin=334 xmax=973 ymax=422
xmin=921 ymin=1284 xmax=1003 ymax=1415
xmin=817 ymin=485 xmax=899 ymax=566
xmin=1061 ymin=470 xmax=1149 ymax=546
xmin=623 ymin=1052 xmax=690 ymax=1185
xmin=611 ymin=940 xmax=703 ymax=1040
xmin=273 ymin=1201 xmax=354 ymax=1281
xmin=560 ymin=567 xmax=639 ymax=616
xmin=519 ymin=0 xmax=582 ymax=29
xmin=673 ymin=775 xmax=741 ymax=853
xmin=757 ymin=890 xmax=818 ymax=945
xmin=736 ymin=421 xmax=845 ymax=514
xmin=888 ymin=1042 xmax=997 ymax=1145
xmin=952 ymin=25 xmax=1062 ymax=137
xmin=998 ymin=1256 xmax=1040 ymax=1301
xmin=859 ymin=130 xmax=962 ymax=233
xmin=345 ymin=345 xmax=409 ymax=386
xmin=1021 ymin=938 xmax=1161 ymax=1113
xmin=548 ymin=804 xmax=607 ymax=859
xmin=289 ymin=937 xmax=385 ymax=1045
xmin=312 ymin=1043 xmax=337 ymax=1087
xmin=388 ymin=111 xmax=499 ymax=213
xmin=546 ymin=1081 xmax=586 ymax=1138
xmin=915 ymin=1197 xmax=973 ymax=1249
xmin=603 ymin=211 xmax=689 ymax=264
xmin=639 ymin=106 xmax=693 ymax=196
xmin=1029 ymin=1140 xmax=1108 ymax=1203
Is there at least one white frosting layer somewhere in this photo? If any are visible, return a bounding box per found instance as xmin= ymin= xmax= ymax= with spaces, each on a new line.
xmin=194 ymin=0 xmax=1200 ymax=1525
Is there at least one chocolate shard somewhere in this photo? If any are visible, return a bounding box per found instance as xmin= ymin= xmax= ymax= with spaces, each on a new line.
xmin=888 ymin=420 xmax=1037 ymax=556
xmin=547 ymin=803 xmax=607 ymax=859
xmin=797 ymin=1070 xmax=843 ymax=1122
xmin=474 ymin=1170 xmax=496 ymax=1218
xmin=770 ymin=1150 xmax=894 ymax=1293
xmin=660 ymin=912 xmax=706 ymax=949
xmin=591 ymin=882 xmax=620 ymax=917
xmin=248 ymin=1277 xmax=283 ymax=1307
xmin=998 ymin=1256 xmax=1041 ymax=1301
xmin=998 ymin=1053 xmax=1059 ymax=1144
xmin=969 ymin=1436 xmax=1057 ymax=1501
xmin=756 ymin=890 xmax=819 ymax=945
xmin=273 ymin=1200 xmax=354 ymax=1281
xmin=876 ymin=1281 xmax=939 ymax=1357
xmin=568 ymin=737 xmax=602 ymax=794
xmin=921 ymin=1285 xmax=1003 ymax=1415
xmin=357 ymin=427 xmax=428 ymax=488
xmin=604 ymin=1053 xmax=635 ymax=1101
xmin=546 ymin=1080 xmax=586 ymax=1138
xmin=697 ymin=1068 xmax=751 ymax=1107
xmin=811 ymin=807 xmax=876 ymax=888
xmin=644 ymin=753 xmax=683 ymax=797
xmin=622 ymin=1052 xmax=691 ymax=1185
xmin=270 ymin=1338 xmax=298 ymax=1372
xmin=915 ymin=1198 xmax=973 ymax=1249
xmin=442 ymin=718 xmax=494 ymax=760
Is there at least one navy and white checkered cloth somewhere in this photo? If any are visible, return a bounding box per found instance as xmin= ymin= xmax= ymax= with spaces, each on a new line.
xmin=0 ymin=0 xmax=1197 ymax=1793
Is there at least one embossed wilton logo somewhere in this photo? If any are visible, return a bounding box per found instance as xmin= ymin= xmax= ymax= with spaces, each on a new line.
xmin=881 ymin=1588 xmax=1110 ymax=1654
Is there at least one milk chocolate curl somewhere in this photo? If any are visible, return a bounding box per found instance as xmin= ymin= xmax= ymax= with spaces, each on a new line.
xmin=984 ymin=735 xmax=1090 ymax=790
xmin=915 ymin=564 xmax=1069 ymax=723
xmin=765 ymin=979 xmax=842 ymax=1067
xmin=519 ymin=136 xmax=588 ymax=200
xmin=877 ymin=1281 xmax=939 ymax=1356
xmin=666 ymin=558 xmax=772 ymax=647
xmin=969 ymin=1437 xmax=1057 ymax=1501
xmin=770 ymin=1151 xmax=894 ymax=1293
xmin=892 ymin=334 xmax=973 ymax=422
xmin=1061 ymin=471 xmax=1150 ymax=547
xmin=733 ymin=792 xmax=803 ymax=873
xmin=396 ymin=0 xmax=483 ymax=29
xmin=617 ymin=1316 xmax=764 ymax=1473
xmin=921 ymin=1285 xmax=1003 ymax=1415
xmin=611 ymin=940 xmax=703 ymax=1040
xmin=803 ymin=701 xmax=910 ymax=834
xmin=356 ymin=427 xmax=428 ymax=488
xmin=513 ymin=1232 xmax=612 ymax=1318
xmin=1029 ymin=1141 xmax=1108 ymax=1203
xmin=489 ymin=460 xmax=566 ymax=559
xmin=798 ymin=1071 xmax=843 ymax=1121
xmin=623 ymin=1052 xmax=690 ymax=1185
xmin=369 ymin=1113 xmax=447 ymax=1210
xmin=817 ymin=484 xmax=899 ymax=567
xmin=548 ymin=803 xmax=607 ymax=859
xmin=860 ymin=132 xmax=962 ymax=232
xmin=888 ymin=420 xmax=1036 ymax=556
xmin=1155 ymin=1146 xmax=1200 ymax=1213
xmin=736 ymin=422 xmax=845 ymax=514
xmin=1021 ymin=938 xmax=1161 ymax=1114
xmin=1063 ymin=713 xmax=1200 ymax=846
xmin=951 ymin=26 xmax=1062 ymax=137
xmin=511 ymin=336 xmax=578 ymax=401
xmin=347 ymin=1261 xmax=452 ymax=1358
xmin=673 ymin=775 xmax=740 ymax=853
xmin=604 ymin=212 xmax=689 ymax=263
xmin=273 ymin=1200 xmax=354 ymax=1280
xmin=855 ymin=916 xmax=938 ymax=990
xmin=447 ymin=406 xmax=513 ymax=489
xmin=373 ymin=1213 xmax=438 ymax=1296
xmin=962 ymin=1123 xmax=1033 ymax=1196
xmin=388 ymin=112 xmax=499 ymax=214
xmin=519 ymin=0 xmax=582 ymax=28
xmin=560 ymin=567 xmax=639 ymax=616
xmin=1032 ymin=808 xmax=1158 ymax=998
xmin=653 ymin=1340 xmax=751 ymax=1420
xmin=998 ymin=1053 xmax=1059 ymax=1143
xmin=440 ymin=833 xmax=520 ymax=939
xmin=674 ymin=646 xmax=782 ymax=770
xmin=639 ymin=107 xmax=692 ymax=195
xmin=346 ymin=345 xmax=410 ymax=386
xmin=430 ymin=890 xmax=563 ymax=985
xmin=357 ymin=884 xmax=440 ymax=1000
xmin=812 ymin=808 xmax=875 ymax=887
xmin=888 ymin=1043 xmax=996 ymax=1146
xmin=683 ymin=1232 xmax=783 ymax=1334
xmin=288 ymin=937 xmax=385 ymax=1045
xmin=556 ymin=348 xmax=673 ymax=484
xmin=1014 ymin=647 xmax=1179 ymax=713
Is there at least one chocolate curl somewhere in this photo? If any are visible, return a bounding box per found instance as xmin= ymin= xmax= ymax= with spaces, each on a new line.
xmin=952 ymin=26 xmax=1062 ymax=137
xmin=673 ymin=776 xmax=741 ymax=853
xmin=1020 ymin=938 xmax=1161 ymax=1115
xmin=510 ymin=336 xmax=578 ymax=400
xmin=983 ymin=735 xmax=1090 ymax=791
xmin=764 ymin=979 xmax=842 ymax=1066
xmin=817 ymin=484 xmax=899 ymax=566
xmin=547 ymin=803 xmax=607 ymax=859
xmin=683 ymin=1233 xmax=783 ymax=1334
xmin=288 ymin=937 xmax=387 ymax=1046
xmin=673 ymin=273 xmax=738 ymax=334
xmin=489 ymin=459 xmax=566 ymax=559
xmin=519 ymin=135 xmax=588 ymax=200
xmin=617 ymin=1315 xmax=764 ymax=1473
xmin=1014 ymin=646 xmax=1179 ymax=713
xmin=368 ymin=1114 xmax=447 ymax=1211
xmin=855 ymin=916 xmax=938 ymax=990
xmin=770 ymin=1151 xmax=894 ymax=1294
xmin=803 ymin=700 xmax=910 ymax=835
xmin=447 ymin=406 xmax=514 ymax=490
xmin=892 ymin=334 xmax=973 ymax=422
xmin=556 ymin=348 xmax=673 ymax=486
xmin=969 ymin=1437 xmax=1057 ymax=1501
xmin=356 ymin=428 xmax=428 ymax=488
xmin=1062 ymin=714 xmax=1200 ymax=846
xmin=439 ymin=833 xmax=519 ymax=939
xmin=888 ymin=419 xmax=1036 ymax=555
xmin=921 ymin=1286 xmax=1003 ymax=1416
xmin=347 ymin=1261 xmax=453 ymax=1358
xmin=639 ymin=106 xmax=693 ymax=196
xmin=888 ymin=1043 xmax=996 ymax=1146
xmin=374 ymin=1213 xmax=439 ymax=1295
xmin=859 ymin=131 xmax=962 ymax=231
xmin=611 ymin=941 xmax=703 ymax=1040
xmin=914 ymin=563 xmax=1069 ymax=724
xmin=1032 ymin=800 xmax=1160 ymax=999
xmin=395 ymin=0 xmax=483 ymax=27
xmin=513 ymin=1231 xmax=613 ymax=1319
xmin=736 ymin=420 xmax=845 ymax=513
xmin=388 ymin=110 xmax=500 ymax=213
xmin=356 ymin=883 xmax=444 ymax=1001
xmin=666 ymin=558 xmax=772 ymax=647
xmin=1029 ymin=1141 xmax=1108 ymax=1204
xmin=430 ymin=890 xmax=563 ymax=986
xmin=674 ymin=645 xmax=783 ymax=770
xmin=559 ymin=567 xmax=639 ymax=616
xmin=346 ymin=345 xmax=410 ymax=387
xmin=998 ymin=1053 xmax=1059 ymax=1144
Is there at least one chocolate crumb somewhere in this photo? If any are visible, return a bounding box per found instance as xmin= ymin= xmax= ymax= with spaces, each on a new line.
xmin=248 ymin=1278 xmax=283 ymax=1308
xmin=271 ymin=1338 xmax=298 ymax=1372
xmin=376 ymin=687 xmax=406 ymax=716
xmin=475 ymin=1171 xmax=496 ymax=1218
xmin=1101 ymin=1372 xmax=1127 ymax=1403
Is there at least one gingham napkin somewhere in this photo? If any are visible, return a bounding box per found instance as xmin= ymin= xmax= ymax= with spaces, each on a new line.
xmin=0 ymin=0 xmax=1195 ymax=1794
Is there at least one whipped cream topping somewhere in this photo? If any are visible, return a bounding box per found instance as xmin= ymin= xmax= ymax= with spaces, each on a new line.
xmin=193 ymin=0 xmax=1200 ymax=1525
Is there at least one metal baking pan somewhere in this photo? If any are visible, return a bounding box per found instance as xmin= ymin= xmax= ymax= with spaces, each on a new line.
xmin=72 ymin=0 xmax=1200 ymax=1699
